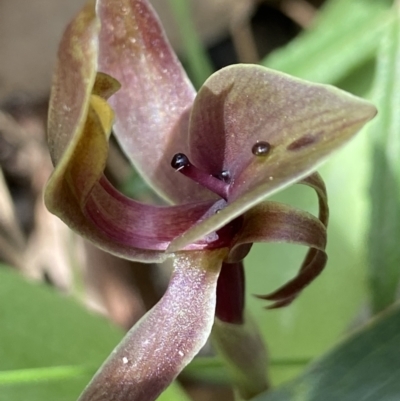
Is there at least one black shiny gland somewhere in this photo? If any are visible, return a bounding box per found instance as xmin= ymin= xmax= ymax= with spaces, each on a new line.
xmin=216 ymin=170 xmax=231 ymax=183
xmin=252 ymin=141 xmax=271 ymax=156
xmin=171 ymin=153 xmax=190 ymax=170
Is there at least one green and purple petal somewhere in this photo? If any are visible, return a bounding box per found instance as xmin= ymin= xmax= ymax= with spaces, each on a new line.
xmin=169 ymin=65 xmax=376 ymax=250
xmin=47 ymin=0 xmax=99 ymax=167
xmin=77 ymin=249 xmax=226 ymax=401
xmin=45 ymin=1 xmax=217 ymax=262
xmin=235 ymin=201 xmax=327 ymax=307
xmin=229 ymin=173 xmax=328 ymax=306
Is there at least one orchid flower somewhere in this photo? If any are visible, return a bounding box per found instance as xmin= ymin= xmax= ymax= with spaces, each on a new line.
xmin=45 ymin=0 xmax=376 ymax=400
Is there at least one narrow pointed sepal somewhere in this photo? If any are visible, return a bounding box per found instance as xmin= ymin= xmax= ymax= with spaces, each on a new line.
xmin=77 ymin=249 xmax=227 ymax=401
xmin=212 ymin=314 xmax=269 ymax=400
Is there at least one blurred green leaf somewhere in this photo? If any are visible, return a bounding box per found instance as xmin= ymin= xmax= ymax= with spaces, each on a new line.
xmin=252 ymin=302 xmax=400 ymax=401
xmin=262 ymin=0 xmax=392 ymax=84
xmin=0 ymin=374 xmax=94 ymax=401
xmin=183 ymin=356 xmax=310 ymax=386
xmin=367 ymin=6 xmax=400 ymax=313
xmin=168 ymin=0 xmax=214 ymax=88
xmin=0 ymin=366 xmax=94 ymax=385
xmin=183 ymin=357 xmax=230 ymax=385
xmin=0 ymin=267 xmax=190 ymax=401
xmin=0 ymin=267 xmax=123 ymax=371
xmin=336 ymin=58 xmax=375 ymax=97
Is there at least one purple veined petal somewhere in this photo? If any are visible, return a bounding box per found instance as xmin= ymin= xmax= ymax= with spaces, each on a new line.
xmin=48 ymin=154 xmax=220 ymax=261
xmin=189 ymin=64 xmax=376 ymax=196
xmin=300 ymin=172 xmax=329 ymax=227
xmin=267 ymin=172 xmax=329 ymax=305
xmin=77 ymin=249 xmax=227 ymax=401
xmin=232 ymin=201 xmax=326 ymax=253
xmin=84 ymin=176 xmax=226 ymax=252
xmin=47 ymin=177 xmax=166 ymax=263
xmin=232 ymin=201 xmax=328 ymax=307
xmin=45 ymin=1 xmax=160 ymax=262
xmin=45 ymin=15 xmax=220 ymax=262
xmin=96 ymin=0 xmax=215 ymax=204
xmin=169 ymin=65 xmax=375 ymax=251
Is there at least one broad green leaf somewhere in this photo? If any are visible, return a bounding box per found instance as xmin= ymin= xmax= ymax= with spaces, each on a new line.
xmin=367 ymin=7 xmax=400 ymax=313
xmin=262 ymin=0 xmax=392 ymax=84
xmin=0 ymin=267 xmax=190 ymax=401
xmin=252 ymin=302 xmax=400 ymax=401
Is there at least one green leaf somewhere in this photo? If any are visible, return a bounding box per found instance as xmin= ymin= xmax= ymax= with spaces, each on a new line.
xmin=182 ymin=356 xmax=310 ymax=386
xmin=0 ymin=267 xmax=190 ymax=401
xmin=252 ymin=302 xmax=400 ymax=401
xmin=0 ymin=267 xmax=123 ymax=371
xmin=367 ymin=6 xmax=400 ymax=313
xmin=0 ymin=367 xmax=94 ymax=401
xmin=262 ymin=0 xmax=392 ymax=84
xmin=0 ymin=366 xmax=94 ymax=385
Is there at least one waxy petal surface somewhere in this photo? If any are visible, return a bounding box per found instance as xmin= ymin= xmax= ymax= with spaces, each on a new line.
xmin=77 ymin=249 xmax=226 ymax=401
xmin=97 ymin=0 xmax=214 ymax=204
xmin=170 ymin=66 xmax=375 ymax=250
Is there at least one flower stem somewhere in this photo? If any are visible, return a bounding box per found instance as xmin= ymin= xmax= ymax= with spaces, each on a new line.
xmin=212 ymin=312 xmax=270 ymax=400
xmin=215 ymin=262 xmax=245 ymax=324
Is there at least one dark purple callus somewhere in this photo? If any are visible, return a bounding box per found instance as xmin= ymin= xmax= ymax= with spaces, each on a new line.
xmin=171 ymin=153 xmax=230 ymax=200
xmin=215 ymin=170 xmax=231 ymax=183
xmin=216 ymin=262 xmax=245 ymax=324
xmin=171 ymin=153 xmax=190 ymax=170
xmin=252 ymin=141 xmax=271 ymax=156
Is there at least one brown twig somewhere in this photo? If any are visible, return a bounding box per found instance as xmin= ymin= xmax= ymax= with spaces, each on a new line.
xmin=280 ymin=0 xmax=317 ymax=29
xmin=230 ymin=0 xmax=260 ymax=63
